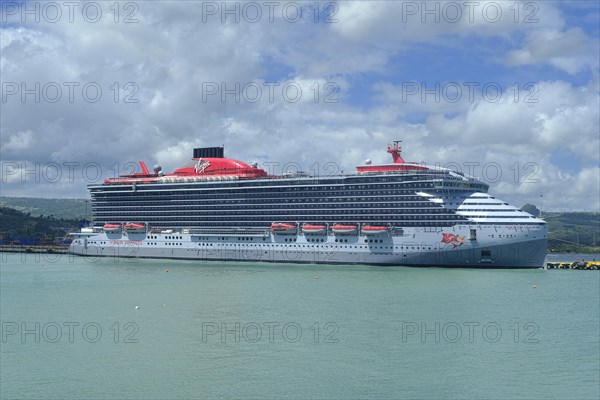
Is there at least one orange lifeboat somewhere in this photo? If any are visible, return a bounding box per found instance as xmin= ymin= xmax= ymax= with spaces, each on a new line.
xmin=270 ymin=223 xmax=298 ymax=235
xmin=361 ymin=225 xmax=389 ymax=235
xmin=103 ymin=223 xmax=122 ymax=233
xmin=124 ymin=223 xmax=146 ymax=233
xmin=302 ymin=224 xmax=328 ymax=235
xmin=332 ymin=224 xmax=358 ymax=235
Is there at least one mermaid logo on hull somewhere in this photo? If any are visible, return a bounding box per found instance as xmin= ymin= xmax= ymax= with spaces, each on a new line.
xmin=441 ymin=233 xmax=465 ymax=248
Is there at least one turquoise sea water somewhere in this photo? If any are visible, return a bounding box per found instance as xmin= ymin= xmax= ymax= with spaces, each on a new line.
xmin=1 ymin=253 xmax=599 ymax=399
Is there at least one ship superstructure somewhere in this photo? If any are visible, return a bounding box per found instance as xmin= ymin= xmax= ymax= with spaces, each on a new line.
xmin=70 ymin=143 xmax=547 ymax=267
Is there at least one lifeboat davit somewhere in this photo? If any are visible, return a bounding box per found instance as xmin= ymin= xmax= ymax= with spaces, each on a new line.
xmin=270 ymin=223 xmax=298 ymax=235
xmin=103 ymin=223 xmax=122 ymax=233
xmin=124 ymin=223 xmax=146 ymax=233
xmin=302 ymin=224 xmax=328 ymax=235
xmin=332 ymin=224 xmax=358 ymax=235
xmin=362 ymin=225 xmax=389 ymax=235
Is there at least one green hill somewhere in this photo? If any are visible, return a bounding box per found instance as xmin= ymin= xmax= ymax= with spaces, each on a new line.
xmin=0 ymin=197 xmax=90 ymax=220
xmin=544 ymin=212 xmax=599 ymax=253
xmin=0 ymin=207 xmax=82 ymax=239
xmin=520 ymin=203 xmax=599 ymax=252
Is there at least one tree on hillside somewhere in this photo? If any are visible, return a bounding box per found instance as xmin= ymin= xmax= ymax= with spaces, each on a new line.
xmin=521 ymin=204 xmax=540 ymax=217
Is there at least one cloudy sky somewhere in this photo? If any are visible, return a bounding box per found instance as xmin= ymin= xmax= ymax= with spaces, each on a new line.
xmin=1 ymin=0 xmax=599 ymax=211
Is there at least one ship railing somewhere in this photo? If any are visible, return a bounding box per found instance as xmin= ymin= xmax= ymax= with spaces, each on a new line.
xmin=187 ymin=228 xmax=270 ymax=236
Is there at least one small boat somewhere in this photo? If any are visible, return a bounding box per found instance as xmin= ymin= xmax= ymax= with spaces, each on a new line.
xmin=332 ymin=224 xmax=358 ymax=235
xmin=270 ymin=223 xmax=298 ymax=235
xmin=103 ymin=223 xmax=122 ymax=233
xmin=302 ymin=224 xmax=327 ymax=235
xmin=124 ymin=223 xmax=146 ymax=233
xmin=362 ymin=225 xmax=389 ymax=235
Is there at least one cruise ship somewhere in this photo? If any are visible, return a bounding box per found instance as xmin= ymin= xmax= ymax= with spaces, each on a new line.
xmin=69 ymin=142 xmax=547 ymax=267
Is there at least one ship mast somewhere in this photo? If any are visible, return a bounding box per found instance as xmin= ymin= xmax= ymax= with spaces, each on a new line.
xmin=387 ymin=140 xmax=405 ymax=164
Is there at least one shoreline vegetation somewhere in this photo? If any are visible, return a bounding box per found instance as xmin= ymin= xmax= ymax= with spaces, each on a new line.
xmin=1 ymin=197 xmax=598 ymax=254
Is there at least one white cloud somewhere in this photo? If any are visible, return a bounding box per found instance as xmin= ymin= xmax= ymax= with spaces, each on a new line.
xmin=1 ymin=130 xmax=33 ymax=152
xmin=0 ymin=1 xmax=598 ymax=213
xmin=154 ymin=141 xmax=204 ymax=170
xmin=505 ymin=28 xmax=600 ymax=74
xmin=332 ymin=1 xmax=564 ymax=43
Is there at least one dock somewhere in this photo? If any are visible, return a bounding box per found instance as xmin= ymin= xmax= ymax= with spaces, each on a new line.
xmin=546 ymin=261 xmax=599 ymax=270
xmin=0 ymin=245 xmax=70 ymax=254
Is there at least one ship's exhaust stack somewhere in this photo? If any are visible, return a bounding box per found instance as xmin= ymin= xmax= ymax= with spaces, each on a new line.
xmin=193 ymin=147 xmax=224 ymax=158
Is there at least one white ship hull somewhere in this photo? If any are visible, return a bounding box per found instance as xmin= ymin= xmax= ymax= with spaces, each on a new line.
xmin=69 ymin=224 xmax=547 ymax=268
